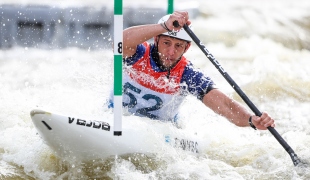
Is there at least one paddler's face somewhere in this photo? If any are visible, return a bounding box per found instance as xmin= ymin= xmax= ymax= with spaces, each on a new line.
xmin=155 ymin=35 xmax=190 ymax=69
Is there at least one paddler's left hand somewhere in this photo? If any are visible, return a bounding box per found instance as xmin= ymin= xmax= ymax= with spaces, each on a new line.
xmin=252 ymin=112 xmax=275 ymax=130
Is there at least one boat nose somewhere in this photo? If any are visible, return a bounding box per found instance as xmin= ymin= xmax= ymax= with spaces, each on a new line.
xmin=30 ymin=109 xmax=47 ymax=117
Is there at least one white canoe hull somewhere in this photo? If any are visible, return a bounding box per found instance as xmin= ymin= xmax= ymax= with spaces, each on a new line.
xmin=30 ymin=109 xmax=203 ymax=160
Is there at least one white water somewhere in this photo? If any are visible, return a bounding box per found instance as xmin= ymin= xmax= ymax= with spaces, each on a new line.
xmin=1 ymin=0 xmax=310 ymax=179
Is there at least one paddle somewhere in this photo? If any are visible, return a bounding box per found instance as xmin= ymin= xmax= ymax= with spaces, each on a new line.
xmin=173 ymin=21 xmax=301 ymax=166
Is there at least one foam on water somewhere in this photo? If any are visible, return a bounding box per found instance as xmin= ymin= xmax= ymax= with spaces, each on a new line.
xmin=1 ymin=0 xmax=310 ymax=179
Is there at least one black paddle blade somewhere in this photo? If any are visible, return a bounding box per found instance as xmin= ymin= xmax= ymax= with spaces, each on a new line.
xmin=289 ymin=151 xmax=301 ymax=166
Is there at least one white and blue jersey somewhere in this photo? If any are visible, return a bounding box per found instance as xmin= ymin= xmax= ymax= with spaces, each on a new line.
xmin=109 ymin=42 xmax=215 ymax=121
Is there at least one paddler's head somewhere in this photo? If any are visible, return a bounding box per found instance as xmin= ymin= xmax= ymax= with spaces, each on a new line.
xmin=153 ymin=14 xmax=192 ymax=70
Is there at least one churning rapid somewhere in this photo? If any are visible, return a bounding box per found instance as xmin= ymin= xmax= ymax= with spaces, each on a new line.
xmin=1 ymin=0 xmax=310 ymax=179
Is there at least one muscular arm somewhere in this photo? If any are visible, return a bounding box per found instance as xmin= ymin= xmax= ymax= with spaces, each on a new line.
xmin=123 ymin=24 xmax=166 ymax=58
xmin=202 ymin=89 xmax=251 ymax=127
xmin=202 ymin=89 xmax=275 ymax=129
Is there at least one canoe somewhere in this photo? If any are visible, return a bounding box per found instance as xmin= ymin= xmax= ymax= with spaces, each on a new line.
xmin=30 ymin=109 xmax=202 ymax=160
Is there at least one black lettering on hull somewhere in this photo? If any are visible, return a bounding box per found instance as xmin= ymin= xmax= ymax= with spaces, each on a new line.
xmin=68 ymin=117 xmax=74 ymax=124
xmin=174 ymin=138 xmax=199 ymax=153
xmin=68 ymin=117 xmax=110 ymax=131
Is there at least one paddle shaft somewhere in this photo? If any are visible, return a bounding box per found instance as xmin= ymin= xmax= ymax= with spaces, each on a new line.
xmin=181 ymin=24 xmax=300 ymax=166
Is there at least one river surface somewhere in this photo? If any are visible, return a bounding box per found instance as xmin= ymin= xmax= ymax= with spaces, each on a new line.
xmin=1 ymin=0 xmax=310 ymax=179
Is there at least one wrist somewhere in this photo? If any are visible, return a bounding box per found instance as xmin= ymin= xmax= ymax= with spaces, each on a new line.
xmin=249 ymin=116 xmax=257 ymax=130
xmin=160 ymin=22 xmax=172 ymax=32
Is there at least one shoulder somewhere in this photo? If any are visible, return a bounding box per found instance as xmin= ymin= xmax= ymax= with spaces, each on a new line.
xmin=182 ymin=63 xmax=214 ymax=85
xmin=182 ymin=62 xmax=204 ymax=78
xmin=181 ymin=62 xmax=216 ymax=99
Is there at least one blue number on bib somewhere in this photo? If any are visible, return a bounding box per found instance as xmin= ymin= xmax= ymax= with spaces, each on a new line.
xmin=123 ymin=82 xmax=163 ymax=119
xmin=123 ymin=82 xmax=141 ymax=108
xmin=136 ymin=94 xmax=163 ymax=119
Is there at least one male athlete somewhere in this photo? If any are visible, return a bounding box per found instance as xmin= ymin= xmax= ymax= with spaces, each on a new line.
xmin=112 ymin=11 xmax=275 ymax=130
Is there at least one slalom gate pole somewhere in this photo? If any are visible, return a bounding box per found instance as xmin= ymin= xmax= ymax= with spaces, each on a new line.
xmin=167 ymin=0 xmax=174 ymax=14
xmin=113 ymin=0 xmax=123 ymax=136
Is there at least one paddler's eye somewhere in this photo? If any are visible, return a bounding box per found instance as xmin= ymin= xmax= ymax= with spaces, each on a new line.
xmin=175 ymin=44 xmax=184 ymax=49
xmin=163 ymin=41 xmax=170 ymax=46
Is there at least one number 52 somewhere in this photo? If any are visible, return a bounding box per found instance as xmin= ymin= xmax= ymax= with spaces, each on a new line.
xmin=123 ymin=82 xmax=163 ymax=119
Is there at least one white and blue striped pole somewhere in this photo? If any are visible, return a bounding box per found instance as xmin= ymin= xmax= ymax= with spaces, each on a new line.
xmin=114 ymin=0 xmax=123 ymax=136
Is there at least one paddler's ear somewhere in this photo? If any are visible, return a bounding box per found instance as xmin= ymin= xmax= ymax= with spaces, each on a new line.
xmin=184 ymin=42 xmax=191 ymax=53
xmin=154 ymin=36 xmax=159 ymax=45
